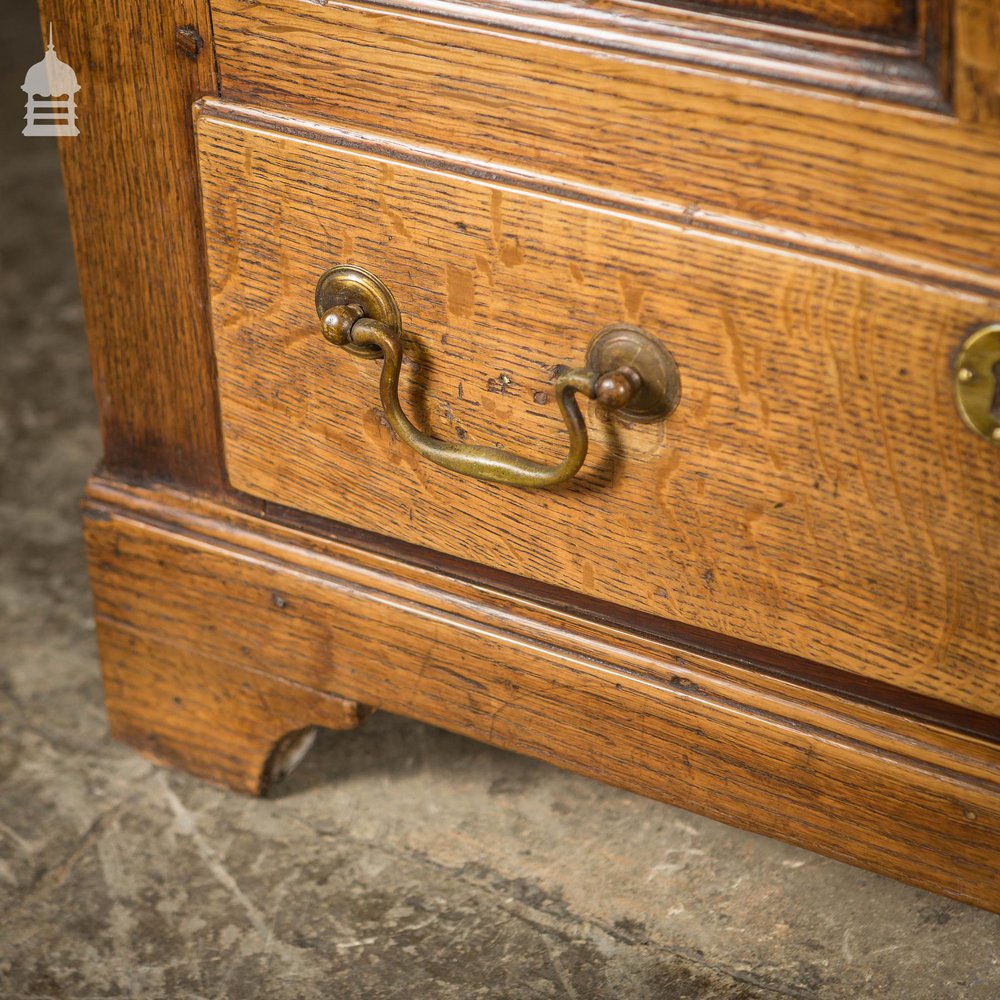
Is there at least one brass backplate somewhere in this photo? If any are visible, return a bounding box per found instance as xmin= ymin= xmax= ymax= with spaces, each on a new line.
xmin=315 ymin=264 xmax=401 ymax=359
xmin=586 ymin=325 xmax=681 ymax=423
xmin=954 ymin=324 xmax=1000 ymax=444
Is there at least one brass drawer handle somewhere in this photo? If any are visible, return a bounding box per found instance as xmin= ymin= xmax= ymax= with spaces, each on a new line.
xmin=316 ymin=265 xmax=680 ymax=488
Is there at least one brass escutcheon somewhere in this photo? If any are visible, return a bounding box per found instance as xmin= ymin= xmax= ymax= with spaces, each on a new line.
xmin=954 ymin=324 xmax=1000 ymax=445
xmin=586 ymin=324 xmax=681 ymax=424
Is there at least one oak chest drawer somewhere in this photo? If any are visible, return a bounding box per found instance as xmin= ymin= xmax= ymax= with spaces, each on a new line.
xmin=197 ymin=108 xmax=1000 ymax=717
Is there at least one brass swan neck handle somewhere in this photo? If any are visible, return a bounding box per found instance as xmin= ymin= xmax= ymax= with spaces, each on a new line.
xmin=325 ymin=305 xmax=637 ymax=488
xmin=317 ymin=265 xmax=680 ymax=489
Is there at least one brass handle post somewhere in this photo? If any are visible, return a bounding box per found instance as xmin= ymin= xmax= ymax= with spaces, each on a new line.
xmin=317 ymin=265 xmax=680 ymax=489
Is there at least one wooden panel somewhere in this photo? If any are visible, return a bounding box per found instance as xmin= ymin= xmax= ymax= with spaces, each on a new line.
xmin=671 ymin=0 xmax=912 ymax=33
xmin=953 ymin=0 xmax=1000 ymax=122
xmin=37 ymin=0 xmax=224 ymax=487
xmin=82 ymin=476 xmax=1000 ymax=912
xmin=322 ymin=0 xmax=942 ymax=108
xmin=208 ymin=0 xmax=1000 ymax=285
xmin=196 ymin=111 xmax=1000 ymax=716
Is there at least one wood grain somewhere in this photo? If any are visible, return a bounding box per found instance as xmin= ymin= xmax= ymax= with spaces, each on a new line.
xmin=196 ymin=110 xmax=1000 ymax=718
xmin=315 ymin=0 xmax=942 ymax=108
xmin=82 ymin=475 xmax=1000 ymax=912
xmin=667 ymin=0 xmax=912 ymax=33
xmin=953 ymin=0 xmax=1000 ymax=122
xmin=208 ymin=0 xmax=1000 ymax=286
xmin=55 ymin=0 xmax=1000 ymax=916
xmin=99 ymin=622 xmax=372 ymax=794
xmin=37 ymin=0 xmax=225 ymax=487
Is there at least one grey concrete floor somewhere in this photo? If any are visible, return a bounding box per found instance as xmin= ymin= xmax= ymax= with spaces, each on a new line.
xmin=2 ymin=4 xmax=1000 ymax=998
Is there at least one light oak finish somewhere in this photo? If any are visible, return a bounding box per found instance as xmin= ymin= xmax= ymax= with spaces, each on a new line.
xmin=83 ymin=477 xmax=1000 ymax=913
xmin=324 ymin=0 xmax=951 ymax=109
xmin=100 ymin=624 xmax=371 ymax=795
xmin=685 ymin=0 xmax=910 ymax=32
xmin=197 ymin=107 xmax=1000 ymax=718
xmin=209 ymin=0 xmax=1000 ymax=286
xmin=47 ymin=0 xmax=1000 ymax=910
xmin=39 ymin=0 xmax=225 ymax=488
xmin=954 ymin=0 xmax=1000 ymax=122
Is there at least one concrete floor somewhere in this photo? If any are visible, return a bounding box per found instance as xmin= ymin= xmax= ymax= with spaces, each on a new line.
xmin=2 ymin=4 xmax=1000 ymax=998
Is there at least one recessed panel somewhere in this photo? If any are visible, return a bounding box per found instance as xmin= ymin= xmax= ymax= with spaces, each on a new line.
xmin=663 ymin=0 xmax=914 ymax=34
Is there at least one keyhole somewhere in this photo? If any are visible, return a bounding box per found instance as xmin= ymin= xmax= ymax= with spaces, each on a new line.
xmin=992 ymin=361 xmax=1000 ymax=425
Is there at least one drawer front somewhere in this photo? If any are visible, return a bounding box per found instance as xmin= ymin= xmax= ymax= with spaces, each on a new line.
xmin=197 ymin=109 xmax=1000 ymax=715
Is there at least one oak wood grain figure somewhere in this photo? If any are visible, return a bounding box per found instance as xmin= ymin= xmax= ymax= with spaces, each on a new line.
xmin=37 ymin=0 xmax=225 ymax=488
xmin=100 ymin=623 xmax=372 ymax=795
xmin=83 ymin=478 xmax=1000 ymax=913
xmin=209 ymin=0 xmax=1000 ymax=288
xmin=49 ymin=0 xmax=1000 ymax=912
xmin=197 ymin=108 xmax=1000 ymax=718
xmin=680 ymin=0 xmax=911 ymax=32
xmin=953 ymin=0 xmax=1000 ymax=122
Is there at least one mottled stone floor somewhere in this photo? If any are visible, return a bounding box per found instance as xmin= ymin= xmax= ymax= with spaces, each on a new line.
xmin=2 ymin=4 xmax=999 ymax=998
